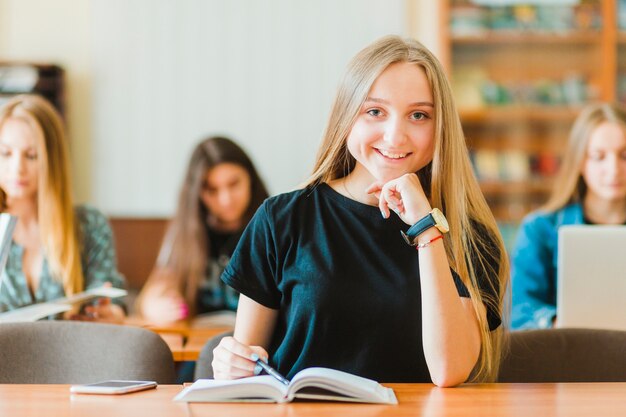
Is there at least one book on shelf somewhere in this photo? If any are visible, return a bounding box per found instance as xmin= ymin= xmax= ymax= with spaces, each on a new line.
xmin=174 ymin=367 xmax=398 ymax=404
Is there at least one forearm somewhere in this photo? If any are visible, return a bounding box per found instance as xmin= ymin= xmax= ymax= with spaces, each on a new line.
xmin=233 ymin=294 xmax=279 ymax=349
xmin=419 ymin=231 xmax=481 ymax=387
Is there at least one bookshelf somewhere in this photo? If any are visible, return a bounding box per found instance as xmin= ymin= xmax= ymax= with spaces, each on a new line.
xmin=0 ymin=63 xmax=65 ymax=119
xmin=440 ymin=0 xmax=620 ymax=237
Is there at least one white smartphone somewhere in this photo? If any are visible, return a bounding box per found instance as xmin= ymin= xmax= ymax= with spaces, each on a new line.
xmin=70 ymin=380 xmax=157 ymax=395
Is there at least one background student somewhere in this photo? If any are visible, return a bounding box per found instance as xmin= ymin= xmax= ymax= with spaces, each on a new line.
xmin=211 ymin=35 xmax=509 ymax=387
xmin=136 ymin=136 xmax=269 ymax=324
xmin=511 ymin=103 xmax=626 ymax=330
xmin=0 ymin=94 xmax=125 ymax=322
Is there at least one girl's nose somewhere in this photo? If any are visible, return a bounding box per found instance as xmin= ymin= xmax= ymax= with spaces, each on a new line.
xmin=383 ymin=118 xmax=407 ymax=146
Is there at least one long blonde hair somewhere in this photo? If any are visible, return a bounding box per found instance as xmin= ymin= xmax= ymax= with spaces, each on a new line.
xmin=542 ymin=103 xmax=626 ymax=212
xmin=305 ymin=35 xmax=509 ymax=382
xmin=0 ymin=94 xmax=83 ymax=295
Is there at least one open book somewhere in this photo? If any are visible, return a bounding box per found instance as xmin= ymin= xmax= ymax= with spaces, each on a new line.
xmin=0 ymin=286 xmax=127 ymax=323
xmin=0 ymin=213 xmax=17 ymax=280
xmin=174 ymin=367 xmax=397 ymax=404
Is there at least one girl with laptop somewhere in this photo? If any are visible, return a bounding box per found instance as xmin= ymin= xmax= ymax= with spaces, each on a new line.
xmin=511 ymin=103 xmax=626 ymax=329
xmin=0 ymin=95 xmax=125 ymax=322
xmin=210 ymin=36 xmax=509 ymax=386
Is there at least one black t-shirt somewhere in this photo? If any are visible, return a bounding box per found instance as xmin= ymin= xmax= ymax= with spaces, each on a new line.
xmin=222 ymin=183 xmax=501 ymax=382
xmin=196 ymin=228 xmax=243 ymax=314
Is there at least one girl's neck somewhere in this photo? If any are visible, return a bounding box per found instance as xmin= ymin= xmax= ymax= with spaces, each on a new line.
xmin=583 ymin=194 xmax=626 ymax=224
xmin=6 ymin=197 xmax=38 ymax=224
xmin=6 ymin=197 xmax=39 ymax=247
xmin=207 ymin=215 xmax=243 ymax=233
xmin=329 ymin=165 xmax=378 ymax=206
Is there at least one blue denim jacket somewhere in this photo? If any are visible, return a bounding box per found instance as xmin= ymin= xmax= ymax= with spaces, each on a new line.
xmin=510 ymin=203 xmax=584 ymax=329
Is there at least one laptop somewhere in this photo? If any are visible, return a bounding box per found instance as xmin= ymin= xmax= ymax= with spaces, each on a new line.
xmin=557 ymin=225 xmax=626 ymax=330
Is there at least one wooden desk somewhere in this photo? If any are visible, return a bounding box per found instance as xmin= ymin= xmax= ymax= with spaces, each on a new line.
xmin=3 ymin=383 xmax=626 ymax=416
xmin=125 ymin=316 xmax=232 ymax=361
xmin=0 ymin=385 xmax=185 ymax=417
xmin=157 ymin=333 xmax=184 ymax=362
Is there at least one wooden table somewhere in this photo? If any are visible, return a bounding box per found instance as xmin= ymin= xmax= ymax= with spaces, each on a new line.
xmin=125 ymin=316 xmax=232 ymax=361
xmin=3 ymin=383 xmax=626 ymax=416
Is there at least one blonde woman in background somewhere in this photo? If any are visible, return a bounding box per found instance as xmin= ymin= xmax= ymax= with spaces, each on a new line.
xmin=211 ymin=35 xmax=509 ymax=386
xmin=512 ymin=103 xmax=626 ymax=330
xmin=137 ymin=137 xmax=269 ymax=324
xmin=0 ymin=94 xmax=125 ymax=322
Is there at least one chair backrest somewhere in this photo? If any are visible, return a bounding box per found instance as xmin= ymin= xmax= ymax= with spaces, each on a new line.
xmin=194 ymin=330 xmax=233 ymax=380
xmin=108 ymin=217 xmax=167 ymax=292
xmin=499 ymin=328 xmax=626 ymax=382
xmin=0 ymin=321 xmax=176 ymax=384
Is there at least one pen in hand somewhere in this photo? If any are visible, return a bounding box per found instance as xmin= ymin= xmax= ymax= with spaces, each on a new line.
xmin=251 ymin=353 xmax=290 ymax=386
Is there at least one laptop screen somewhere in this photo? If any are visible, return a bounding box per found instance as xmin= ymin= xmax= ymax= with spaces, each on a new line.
xmin=557 ymin=225 xmax=626 ymax=330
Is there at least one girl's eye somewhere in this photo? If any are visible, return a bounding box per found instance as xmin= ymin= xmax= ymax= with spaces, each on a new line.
xmin=366 ymin=109 xmax=382 ymax=117
xmin=588 ymin=152 xmax=604 ymax=161
xmin=26 ymin=153 xmax=38 ymax=161
xmin=411 ymin=112 xmax=428 ymax=121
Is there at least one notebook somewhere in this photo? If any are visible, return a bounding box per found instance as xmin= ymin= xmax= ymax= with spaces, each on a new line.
xmin=557 ymin=225 xmax=626 ymax=330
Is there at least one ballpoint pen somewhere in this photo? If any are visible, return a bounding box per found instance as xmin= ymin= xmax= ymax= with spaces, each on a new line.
xmin=251 ymin=353 xmax=290 ymax=386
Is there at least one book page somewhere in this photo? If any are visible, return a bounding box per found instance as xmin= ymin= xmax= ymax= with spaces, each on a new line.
xmin=0 ymin=303 xmax=72 ymax=323
xmin=0 ymin=213 xmax=17 ymax=290
xmin=56 ymin=287 xmax=127 ymax=306
xmin=174 ymin=376 xmax=289 ymax=403
xmin=0 ymin=286 xmax=127 ymax=323
xmin=288 ymin=367 xmax=397 ymax=404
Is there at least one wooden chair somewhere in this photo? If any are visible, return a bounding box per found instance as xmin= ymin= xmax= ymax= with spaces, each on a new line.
xmin=0 ymin=321 xmax=176 ymax=383
xmin=499 ymin=328 xmax=626 ymax=382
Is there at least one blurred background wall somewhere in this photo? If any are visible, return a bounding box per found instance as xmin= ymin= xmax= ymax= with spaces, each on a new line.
xmin=0 ymin=0 xmax=437 ymax=216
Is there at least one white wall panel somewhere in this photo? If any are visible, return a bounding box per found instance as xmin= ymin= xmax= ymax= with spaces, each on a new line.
xmin=91 ymin=0 xmax=406 ymax=215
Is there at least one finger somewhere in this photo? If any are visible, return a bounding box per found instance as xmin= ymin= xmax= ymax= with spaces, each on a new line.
xmin=212 ymin=345 xmax=257 ymax=374
xmin=377 ymin=184 xmax=397 ymax=219
xmin=250 ymin=346 xmax=269 ymax=363
xmin=379 ymin=197 xmax=390 ymax=219
xmin=365 ymin=181 xmax=383 ymax=195
xmin=220 ymin=336 xmax=258 ymax=361
xmin=381 ymin=184 xmax=402 ymax=206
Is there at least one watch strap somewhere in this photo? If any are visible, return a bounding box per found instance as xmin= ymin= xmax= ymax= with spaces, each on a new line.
xmin=400 ymin=213 xmax=436 ymax=246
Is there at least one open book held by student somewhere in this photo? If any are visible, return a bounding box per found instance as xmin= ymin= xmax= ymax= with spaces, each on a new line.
xmin=174 ymin=367 xmax=398 ymax=404
xmin=0 ymin=286 xmax=127 ymax=323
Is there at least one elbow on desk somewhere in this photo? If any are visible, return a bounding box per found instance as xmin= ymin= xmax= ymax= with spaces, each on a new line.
xmin=429 ymin=367 xmax=470 ymax=388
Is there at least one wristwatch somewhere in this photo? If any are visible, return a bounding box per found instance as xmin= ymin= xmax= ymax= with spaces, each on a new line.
xmin=401 ymin=208 xmax=449 ymax=246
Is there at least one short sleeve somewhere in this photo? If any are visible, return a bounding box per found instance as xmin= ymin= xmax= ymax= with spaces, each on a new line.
xmin=221 ymin=202 xmax=281 ymax=309
xmin=77 ymin=206 xmax=126 ymax=291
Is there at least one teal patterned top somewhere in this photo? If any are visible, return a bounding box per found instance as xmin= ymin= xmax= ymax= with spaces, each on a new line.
xmin=0 ymin=205 xmax=125 ymax=312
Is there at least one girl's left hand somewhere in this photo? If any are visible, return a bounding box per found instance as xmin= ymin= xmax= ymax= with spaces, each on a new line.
xmin=366 ymin=173 xmax=431 ymax=225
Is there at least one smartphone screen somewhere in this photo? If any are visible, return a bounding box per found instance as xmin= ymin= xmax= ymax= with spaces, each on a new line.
xmin=70 ymin=380 xmax=157 ymax=395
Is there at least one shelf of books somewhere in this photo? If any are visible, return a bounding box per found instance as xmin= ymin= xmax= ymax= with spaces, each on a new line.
xmin=442 ymin=0 xmax=621 ymax=252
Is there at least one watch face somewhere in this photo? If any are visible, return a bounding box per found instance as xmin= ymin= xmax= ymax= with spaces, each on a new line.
xmin=431 ymin=208 xmax=449 ymax=233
